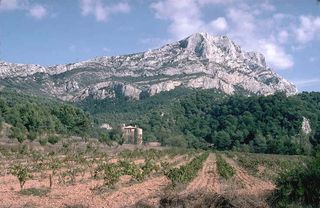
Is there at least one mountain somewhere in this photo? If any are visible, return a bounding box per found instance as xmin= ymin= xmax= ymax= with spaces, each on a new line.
xmin=0 ymin=32 xmax=297 ymax=101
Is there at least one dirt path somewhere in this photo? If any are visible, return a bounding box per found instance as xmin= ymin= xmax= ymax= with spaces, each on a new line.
xmin=104 ymin=176 xmax=170 ymax=208
xmin=222 ymin=155 xmax=275 ymax=196
xmin=132 ymin=155 xmax=195 ymax=207
xmin=180 ymin=153 xmax=219 ymax=195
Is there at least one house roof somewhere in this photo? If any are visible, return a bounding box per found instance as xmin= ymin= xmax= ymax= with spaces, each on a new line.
xmin=123 ymin=125 xmax=136 ymax=129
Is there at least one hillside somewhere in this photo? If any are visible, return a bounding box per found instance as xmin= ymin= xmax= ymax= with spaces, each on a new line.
xmin=1 ymin=88 xmax=319 ymax=155
xmin=76 ymin=89 xmax=320 ymax=154
xmin=0 ymin=33 xmax=296 ymax=101
xmin=0 ymin=90 xmax=93 ymax=143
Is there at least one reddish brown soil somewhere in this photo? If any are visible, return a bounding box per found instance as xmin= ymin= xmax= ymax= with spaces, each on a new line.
xmin=0 ymin=152 xmax=279 ymax=208
xmin=222 ymin=155 xmax=275 ymax=196
xmin=103 ymin=176 xmax=170 ymax=208
xmin=181 ymin=153 xmax=220 ymax=195
xmin=0 ymin=172 xmax=170 ymax=208
xmin=0 ymin=154 xmax=189 ymax=208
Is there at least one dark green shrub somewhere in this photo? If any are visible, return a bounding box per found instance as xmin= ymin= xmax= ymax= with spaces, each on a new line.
xmin=216 ymin=154 xmax=235 ymax=180
xmin=270 ymin=152 xmax=320 ymax=207
xmin=20 ymin=187 xmax=50 ymax=196
xmin=39 ymin=138 xmax=48 ymax=146
xmin=103 ymin=163 xmax=121 ymax=187
xmin=27 ymin=131 xmax=38 ymax=141
xmin=99 ymin=133 xmax=112 ymax=146
xmin=9 ymin=126 xmax=26 ymax=143
xmin=10 ymin=164 xmax=32 ymax=190
xmin=47 ymin=135 xmax=60 ymax=144
xmin=165 ymin=152 xmax=209 ymax=186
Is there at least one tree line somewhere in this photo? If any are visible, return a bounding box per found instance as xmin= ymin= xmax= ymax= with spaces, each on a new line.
xmin=143 ymin=91 xmax=320 ymax=154
xmin=2 ymin=88 xmax=320 ymax=155
xmin=0 ymin=91 xmax=93 ymax=142
xmin=85 ymin=89 xmax=320 ymax=154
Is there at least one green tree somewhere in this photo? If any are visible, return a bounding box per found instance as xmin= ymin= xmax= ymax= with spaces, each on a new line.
xmin=27 ymin=131 xmax=38 ymax=141
xmin=162 ymin=135 xmax=188 ymax=148
xmin=9 ymin=125 xmax=26 ymax=143
xmin=251 ymin=134 xmax=267 ymax=153
xmin=10 ymin=164 xmax=32 ymax=190
xmin=0 ymin=114 xmax=3 ymax=132
xmin=47 ymin=135 xmax=60 ymax=144
xmin=215 ymin=131 xmax=231 ymax=150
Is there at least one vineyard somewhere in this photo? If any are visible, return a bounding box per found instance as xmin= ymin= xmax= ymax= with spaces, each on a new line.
xmin=0 ymin=144 xmax=310 ymax=208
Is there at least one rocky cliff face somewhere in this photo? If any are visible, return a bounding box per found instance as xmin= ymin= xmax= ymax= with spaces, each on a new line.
xmin=0 ymin=33 xmax=297 ymax=101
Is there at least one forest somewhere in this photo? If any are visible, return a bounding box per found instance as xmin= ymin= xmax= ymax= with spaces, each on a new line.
xmin=80 ymin=89 xmax=320 ymax=154
xmin=1 ymin=89 xmax=320 ymax=155
xmin=0 ymin=91 xmax=93 ymax=143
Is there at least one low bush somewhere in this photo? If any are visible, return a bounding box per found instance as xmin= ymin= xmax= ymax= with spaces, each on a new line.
xmin=20 ymin=187 xmax=50 ymax=197
xmin=10 ymin=163 xmax=32 ymax=190
xmin=216 ymin=154 xmax=235 ymax=180
xmin=103 ymin=163 xmax=121 ymax=187
xmin=165 ymin=152 xmax=209 ymax=186
xmin=269 ymin=152 xmax=320 ymax=208
xmin=48 ymin=135 xmax=60 ymax=144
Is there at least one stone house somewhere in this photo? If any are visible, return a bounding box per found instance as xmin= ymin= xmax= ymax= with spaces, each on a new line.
xmin=120 ymin=124 xmax=143 ymax=145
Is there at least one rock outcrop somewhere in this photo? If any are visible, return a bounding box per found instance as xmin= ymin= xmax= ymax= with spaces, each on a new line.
xmin=302 ymin=117 xmax=312 ymax=135
xmin=0 ymin=32 xmax=297 ymax=101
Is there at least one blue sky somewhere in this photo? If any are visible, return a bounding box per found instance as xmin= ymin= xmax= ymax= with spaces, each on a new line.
xmin=0 ymin=0 xmax=319 ymax=92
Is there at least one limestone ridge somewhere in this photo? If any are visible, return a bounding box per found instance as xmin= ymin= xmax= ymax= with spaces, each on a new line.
xmin=0 ymin=32 xmax=297 ymax=101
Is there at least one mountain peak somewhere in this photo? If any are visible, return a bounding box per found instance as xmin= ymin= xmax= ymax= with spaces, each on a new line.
xmin=0 ymin=33 xmax=297 ymax=100
xmin=178 ymin=32 xmax=242 ymax=60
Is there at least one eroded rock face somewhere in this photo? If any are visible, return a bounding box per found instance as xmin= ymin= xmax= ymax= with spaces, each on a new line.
xmin=0 ymin=32 xmax=297 ymax=101
xmin=302 ymin=117 xmax=312 ymax=135
xmin=148 ymin=81 xmax=182 ymax=96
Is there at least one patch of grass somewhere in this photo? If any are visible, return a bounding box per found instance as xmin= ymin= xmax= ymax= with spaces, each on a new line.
xmin=19 ymin=187 xmax=50 ymax=197
xmin=21 ymin=203 xmax=38 ymax=208
xmin=224 ymin=151 xmax=310 ymax=180
xmin=90 ymin=184 xmax=114 ymax=195
xmin=64 ymin=204 xmax=89 ymax=208
xmin=165 ymin=152 xmax=209 ymax=186
xmin=47 ymin=135 xmax=60 ymax=144
xmin=269 ymin=152 xmax=320 ymax=208
xmin=159 ymin=191 xmax=235 ymax=208
xmin=216 ymin=154 xmax=235 ymax=180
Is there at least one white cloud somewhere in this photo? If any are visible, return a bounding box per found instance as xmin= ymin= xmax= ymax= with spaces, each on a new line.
xmin=111 ymin=2 xmax=130 ymax=13
xmin=210 ymin=17 xmax=228 ymax=32
xmin=80 ymin=0 xmax=93 ymax=15
xmin=80 ymin=0 xmax=130 ymax=22
xmin=150 ymin=0 xmax=295 ymax=70
xmin=259 ymin=41 xmax=293 ymax=69
xmin=95 ymin=2 xmax=107 ymax=21
xmin=150 ymin=0 xmax=230 ymax=39
xmin=278 ymin=30 xmax=289 ymax=44
xmin=294 ymin=15 xmax=320 ymax=43
xmin=29 ymin=4 xmax=47 ymax=19
xmin=151 ymin=0 xmax=202 ymax=39
xmin=0 ymin=0 xmax=47 ymax=19
xmin=223 ymin=6 xmax=293 ymax=69
xmin=260 ymin=1 xmax=275 ymax=12
xmin=227 ymin=8 xmax=255 ymax=33
xmin=0 ymin=0 xmax=18 ymax=10
xmin=197 ymin=0 xmax=234 ymax=5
